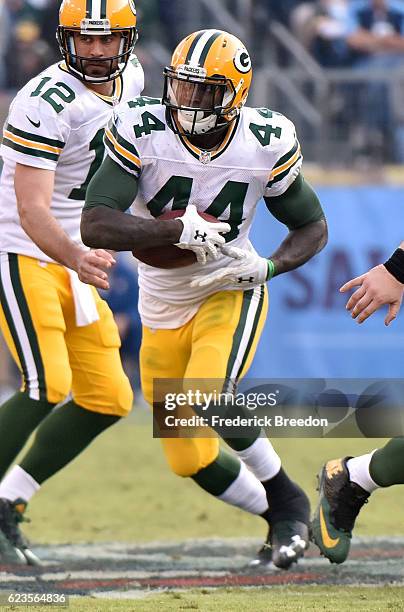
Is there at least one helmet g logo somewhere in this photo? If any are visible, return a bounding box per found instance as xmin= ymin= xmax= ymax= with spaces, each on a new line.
xmin=128 ymin=0 xmax=137 ymax=16
xmin=234 ymin=48 xmax=251 ymax=74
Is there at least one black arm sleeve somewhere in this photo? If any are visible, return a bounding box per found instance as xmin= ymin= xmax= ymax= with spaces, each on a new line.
xmin=84 ymin=156 xmax=139 ymax=213
xmin=264 ymin=174 xmax=324 ymax=230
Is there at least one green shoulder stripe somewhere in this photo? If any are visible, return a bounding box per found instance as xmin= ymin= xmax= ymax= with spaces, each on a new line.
xmin=2 ymin=137 xmax=59 ymax=161
xmin=104 ymin=134 xmax=141 ymax=175
xmin=266 ymin=154 xmax=302 ymax=188
xmin=108 ymin=121 xmax=140 ymax=158
xmin=6 ymin=123 xmax=65 ymax=149
xmin=272 ymin=138 xmax=299 ymax=171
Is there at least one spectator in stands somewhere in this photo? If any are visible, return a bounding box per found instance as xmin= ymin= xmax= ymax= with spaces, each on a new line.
xmin=5 ymin=19 xmax=53 ymax=89
xmin=347 ymin=0 xmax=404 ymax=59
xmin=251 ymin=0 xmax=309 ymax=65
xmin=4 ymin=0 xmax=35 ymax=24
xmin=346 ymin=0 xmax=404 ymax=162
xmin=155 ymin=0 xmax=209 ymax=50
xmin=0 ymin=1 xmax=11 ymax=87
xmin=292 ymin=0 xmax=352 ymax=67
xmin=2 ymin=0 xmax=58 ymax=89
xmin=38 ymin=0 xmax=60 ymax=55
xmin=265 ymin=0 xmax=309 ymax=25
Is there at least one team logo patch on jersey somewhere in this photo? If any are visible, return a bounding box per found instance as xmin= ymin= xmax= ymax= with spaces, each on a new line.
xmin=234 ymin=49 xmax=251 ymax=74
xmin=199 ymin=150 xmax=212 ymax=164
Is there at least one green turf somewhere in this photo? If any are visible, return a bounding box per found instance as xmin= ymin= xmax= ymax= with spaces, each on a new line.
xmin=20 ymin=411 xmax=404 ymax=543
xmin=3 ymin=587 xmax=404 ymax=611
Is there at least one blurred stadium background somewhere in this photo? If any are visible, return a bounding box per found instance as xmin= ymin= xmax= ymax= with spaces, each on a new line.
xmin=1 ymin=0 xmax=404 ymax=394
xmin=0 ymin=0 xmax=404 ymax=555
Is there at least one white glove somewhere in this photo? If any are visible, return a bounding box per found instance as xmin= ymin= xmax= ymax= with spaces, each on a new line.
xmin=176 ymin=205 xmax=231 ymax=264
xmin=190 ymin=246 xmax=274 ymax=289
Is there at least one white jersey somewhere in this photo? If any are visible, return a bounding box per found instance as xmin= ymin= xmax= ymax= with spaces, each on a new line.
xmin=0 ymin=58 xmax=144 ymax=262
xmin=105 ymin=99 xmax=302 ymax=328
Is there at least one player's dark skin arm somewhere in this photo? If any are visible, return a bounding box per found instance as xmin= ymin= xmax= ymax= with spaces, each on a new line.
xmin=264 ymin=174 xmax=328 ymax=276
xmin=269 ymin=219 xmax=327 ymax=276
xmin=81 ymin=157 xmax=183 ymax=250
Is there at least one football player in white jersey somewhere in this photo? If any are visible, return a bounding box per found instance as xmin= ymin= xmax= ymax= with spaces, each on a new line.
xmin=81 ymin=30 xmax=328 ymax=569
xmin=0 ymin=0 xmax=221 ymax=566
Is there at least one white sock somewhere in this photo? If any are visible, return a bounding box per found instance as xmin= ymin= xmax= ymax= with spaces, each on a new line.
xmin=347 ymin=452 xmax=379 ymax=494
xmin=234 ymin=436 xmax=281 ymax=482
xmin=0 ymin=465 xmax=40 ymax=502
xmin=217 ymin=460 xmax=268 ymax=515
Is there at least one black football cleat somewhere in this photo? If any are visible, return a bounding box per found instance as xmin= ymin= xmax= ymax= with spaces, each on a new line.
xmin=250 ymin=519 xmax=309 ymax=570
xmin=0 ymin=529 xmax=26 ymax=565
xmin=249 ymin=538 xmax=272 ymax=569
xmin=270 ymin=519 xmax=309 ymax=569
xmin=311 ymin=457 xmax=370 ymax=564
xmin=251 ymin=478 xmax=310 ymax=570
xmin=0 ymin=498 xmax=41 ymax=566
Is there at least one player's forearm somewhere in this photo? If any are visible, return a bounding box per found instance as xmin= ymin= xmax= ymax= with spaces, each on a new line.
xmin=19 ymin=203 xmax=84 ymax=269
xmin=15 ymin=163 xmax=84 ymax=270
xmin=379 ymin=35 xmax=404 ymax=52
xmin=269 ymin=218 xmax=328 ymax=276
xmin=81 ymin=206 xmax=183 ymax=251
xmin=82 ymin=155 xmax=182 ymax=250
xmin=347 ymin=31 xmax=380 ymax=52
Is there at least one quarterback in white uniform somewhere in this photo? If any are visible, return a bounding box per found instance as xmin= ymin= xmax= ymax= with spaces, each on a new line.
xmin=82 ymin=30 xmax=328 ymax=569
xmin=0 ymin=0 xmax=149 ymax=565
xmin=1 ymin=58 xmax=143 ymax=262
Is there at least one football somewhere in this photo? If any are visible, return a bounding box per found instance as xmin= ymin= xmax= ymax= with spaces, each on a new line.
xmin=132 ymin=209 xmax=220 ymax=269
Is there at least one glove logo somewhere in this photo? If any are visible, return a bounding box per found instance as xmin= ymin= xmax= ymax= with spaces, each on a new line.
xmin=238 ymin=276 xmax=255 ymax=283
xmin=194 ymin=230 xmax=207 ymax=243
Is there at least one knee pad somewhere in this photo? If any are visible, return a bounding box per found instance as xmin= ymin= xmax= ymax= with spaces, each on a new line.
xmin=45 ymin=369 xmax=72 ymax=405
xmin=75 ymin=372 xmax=133 ymax=417
xmin=161 ymin=437 xmax=219 ymax=477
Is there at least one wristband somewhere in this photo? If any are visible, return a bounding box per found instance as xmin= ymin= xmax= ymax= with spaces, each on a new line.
xmin=266 ymin=259 xmax=276 ymax=280
xmin=383 ymin=248 xmax=404 ymax=284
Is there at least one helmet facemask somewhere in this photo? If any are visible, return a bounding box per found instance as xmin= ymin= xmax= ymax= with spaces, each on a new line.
xmin=57 ymin=23 xmax=137 ymax=83
xmin=163 ymin=66 xmax=240 ymax=136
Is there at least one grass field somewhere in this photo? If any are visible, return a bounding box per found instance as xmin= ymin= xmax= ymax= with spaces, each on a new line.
xmin=3 ymin=410 xmax=404 ymax=610
xmin=73 ymin=587 xmax=404 ymax=611
xmin=21 ymin=410 xmax=404 ymax=544
xmin=3 ymin=587 xmax=404 ymax=611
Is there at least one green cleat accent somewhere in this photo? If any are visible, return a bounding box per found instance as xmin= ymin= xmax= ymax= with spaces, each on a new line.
xmin=311 ymin=458 xmax=369 ymax=564
xmin=0 ymin=498 xmax=41 ymax=566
